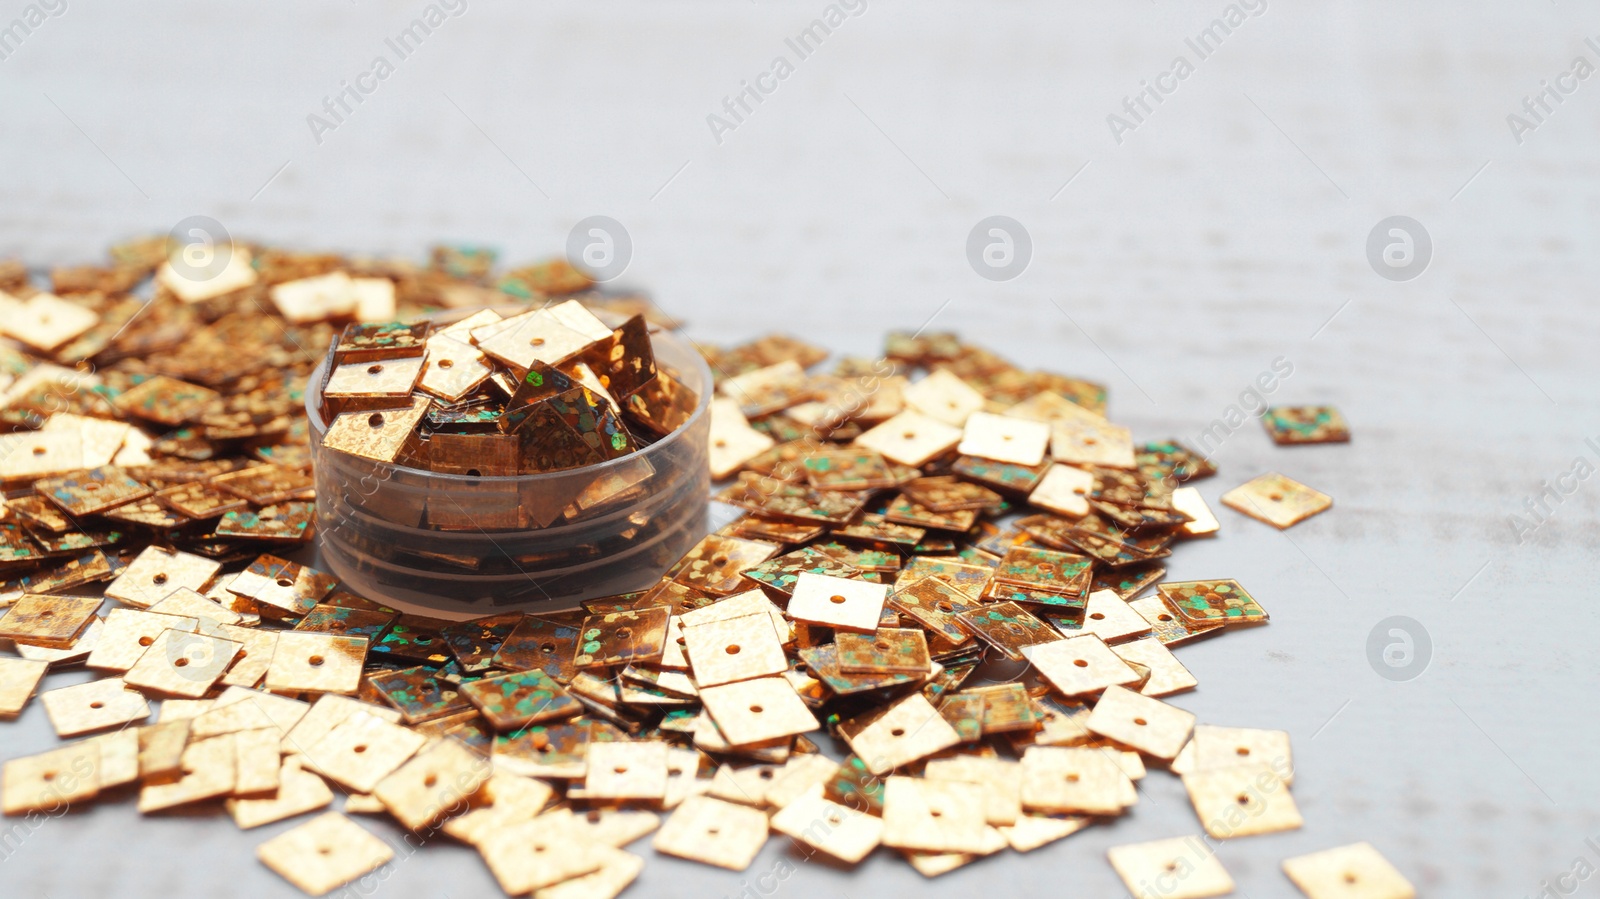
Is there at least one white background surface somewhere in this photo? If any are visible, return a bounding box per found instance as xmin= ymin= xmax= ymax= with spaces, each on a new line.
xmin=3 ymin=2 xmax=1599 ymax=897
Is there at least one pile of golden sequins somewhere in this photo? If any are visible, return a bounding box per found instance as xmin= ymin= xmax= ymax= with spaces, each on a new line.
xmin=316 ymin=300 xmax=698 ymax=481
xmin=0 ymin=233 xmax=1399 ymax=899
xmin=639 ymin=331 xmax=1388 ymax=897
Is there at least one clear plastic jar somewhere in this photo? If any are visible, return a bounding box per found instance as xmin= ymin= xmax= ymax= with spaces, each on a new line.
xmin=305 ymin=325 xmax=711 ymax=618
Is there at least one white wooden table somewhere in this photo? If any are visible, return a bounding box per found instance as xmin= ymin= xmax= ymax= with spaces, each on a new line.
xmin=1 ymin=2 xmax=1595 ymax=896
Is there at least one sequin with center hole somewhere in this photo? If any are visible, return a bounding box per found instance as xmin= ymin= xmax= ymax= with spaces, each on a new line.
xmin=479 ymin=813 xmax=608 ymax=893
xmin=1087 ymin=685 xmax=1196 ymax=760
xmin=1050 ymin=416 xmax=1135 ymax=470
xmin=476 ymin=308 xmax=599 ymax=372
xmin=0 ymin=430 xmax=83 ymax=483
xmin=881 ymin=776 xmax=989 ymax=853
xmin=1108 ymin=835 xmax=1234 ymax=899
xmin=321 ymin=395 xmax=431 ymax=463
xmin=104 ymin=546 xmax=221 ymax=610
xmin=2 ymin=741 xmax=101 ymax=815
xmin=1281 ymin=842 xmax=1415 ymax=899
xmin=770 ymin=791 xmax=883 ymax=864
xmin=417 ymin=334 xmax=493 ymax=401
xmin=887 ymin=574 xmax=983 ymax=636
xmin=440 ymin=612 xmax=522 ymax=673
xmin=903 ymin=369 xmax=986 ymax=427
xmin=1022 ymin=633 xmax=1141 ymax=696
xmin=1029 ymin=463 xmax=1096 ymax=518
xmin=1183 ymin=762 xmax=1302 ymax=838
xmin=992 ymin=545 xmax=1094 ymax=596
xmin=86 ymin=609 xmax=200 ymax=673
xmin=217 ymin=623 xmax=280 ymax=684
xmin=583 ymin=741 xmax=670 ymax=802
xmin=1079 ymin=589 xmax=1156 ymax=643
xmin=786 ymin=571 xmax=888 ymax=633
xmin=123 ymin=629 xmax=241 ymax=699
xmin=707 ymin=398 xmax=776 ymax=480
xmin=574 ymin=607 xmax=670 ymax=668
xmin=1220 ymin=471 xmax=1332 ymax=528
xmin=954 ymin=601 xmax=1061 ymax=661
xmin=373 ymin=736 xmax=492 ymax=831
xmin=836 ymin=628 xmax=930 ymax=674
xmin=652 ymin=795 xmax=770 ymax=871
xmin=228 ymin=555 xmax=338 ymax=620
xmin=668 ymin=534 xmax=779 ymax=596
xmin=1128 ymin=595 xmax=1224 ymax=645
xmin=1188 ymin=725 xmax=1294 ymax=783
xmin=1020 ymin=745 xmax=1135 ymax=815
xmin=681 ymin=611 xmax=788 ymax=687
xmin=265 ymin=633 xmax=368 ymax=695
xmin=302 ymin=711 xmax=427 ymax=794
xmin=35 ymin=465 xmax=152 ymax=516
xmin=0 ymin=593 xmax=102 ymax=648
xmin=698 ymin=676 xmax=819 ymax=746
xmin=1158 ymin=579 xmax=1268 ymax=625
xmin=856 ymin=410 xmax=964 ymax=467
xmin=492 ymin=615 xmax=582 ymax=682
xmin=459 ymin=669 xmax=581 ymax=731
xmin=958 ymin=410 xmax=1052 ymax=466
xmin=839 ymin=692 xmax=962 ymax=775
xmin=256 ymin=811 xmax=396 ymax=897
xmin=280 ymin=694 xmax=402 ymax=757
xmin=1111 ymin=637 xmax=1198 ymax=697
xmin=365 ymin=664 xmax=470 ymax=723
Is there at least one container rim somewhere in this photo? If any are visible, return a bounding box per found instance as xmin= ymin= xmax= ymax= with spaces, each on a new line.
xmin=304 ymin=308 xmax=714 ymax=485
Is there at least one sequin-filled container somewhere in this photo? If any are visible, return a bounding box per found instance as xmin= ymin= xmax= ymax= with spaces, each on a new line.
xmin=306 ymin=325 xmax=711 ymax=617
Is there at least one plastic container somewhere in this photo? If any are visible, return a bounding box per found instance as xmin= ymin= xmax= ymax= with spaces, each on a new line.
xmin=305 ymin=324 xmax=711 ymax=618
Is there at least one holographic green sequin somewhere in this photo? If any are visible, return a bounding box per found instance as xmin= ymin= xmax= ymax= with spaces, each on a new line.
xmin=1261 ymin=405 xmax=1351 ymax=445
xmin=938 ymin=693 xmax=984 ymax=742
xmin=460 ymin=669 xmax=581 ymax=731
xmin=370 ymin=617 xmax=453 ymax=665
xmin=1092 ymin=562 xmax=1166 ymax=600
xmin=492 ymin=615 xmax=582 ymax=683
xmin=367 ymin=665 xmax=473 ymax=724
xmin=293 ymin=603 xmax=396 ymax=640
xmin=440 ymin=612 xmax=523 ymax=673
xmin=1158 ymin=579 xmax=1268 ymax=624
xmin=993 ymin=546 xmax=1094 ymax=597
xmin=950 ymin=455 xmax=1048 ymax=494
xmin=740 ymin=546 xmax=863 ymax=598
xmin=823 ymin=754 xmax=885 ymax=815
